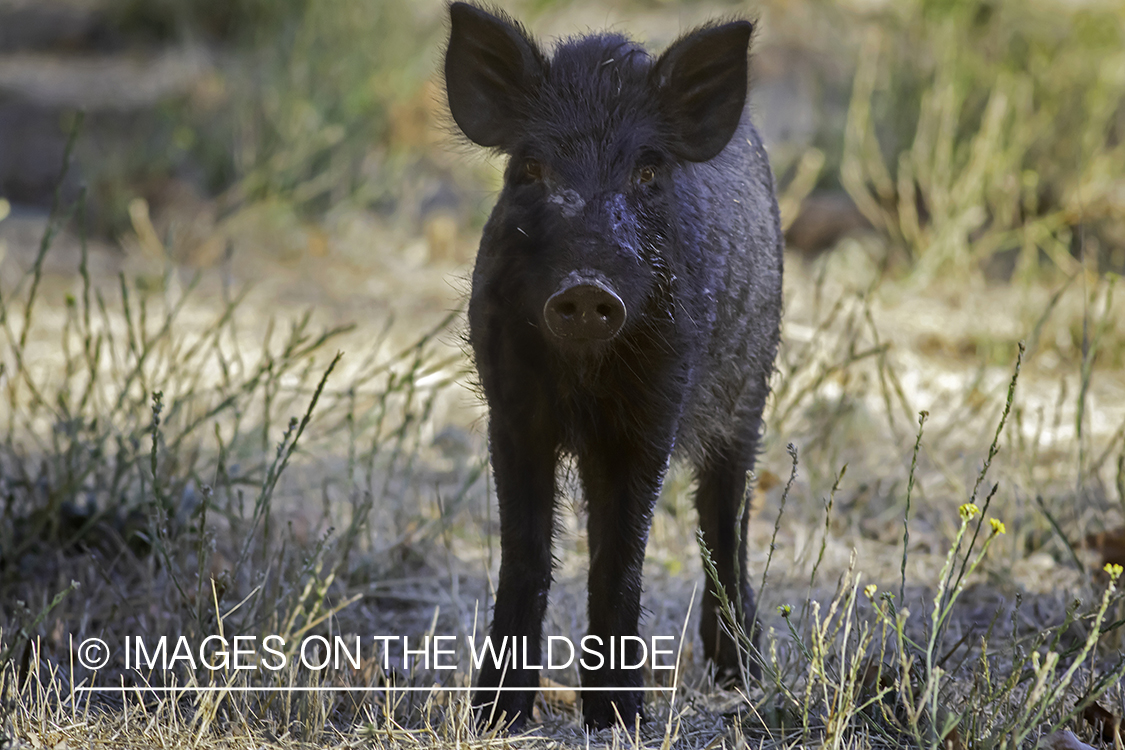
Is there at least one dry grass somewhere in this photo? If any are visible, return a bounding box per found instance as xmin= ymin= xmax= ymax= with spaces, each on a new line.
xmin=3 ymin=0 xmax=1125 ymax=747
xmin=4 ymin=182 xmax=1123 ymax=747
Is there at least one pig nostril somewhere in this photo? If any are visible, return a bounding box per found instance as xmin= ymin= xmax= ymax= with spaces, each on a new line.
xmin=544 ymin=281 xmax=626 ymax=340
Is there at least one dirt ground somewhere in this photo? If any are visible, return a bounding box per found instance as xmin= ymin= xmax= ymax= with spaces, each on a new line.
xmin=3 ymin=190 xmax=1122 ymax=647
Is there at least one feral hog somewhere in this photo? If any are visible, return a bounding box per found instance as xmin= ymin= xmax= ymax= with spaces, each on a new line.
xmin=445 ymin=2 xmax=783 ymax=731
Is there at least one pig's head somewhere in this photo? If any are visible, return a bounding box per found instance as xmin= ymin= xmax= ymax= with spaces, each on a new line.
xmin=446 ymin=2 xmax=751 ymax=348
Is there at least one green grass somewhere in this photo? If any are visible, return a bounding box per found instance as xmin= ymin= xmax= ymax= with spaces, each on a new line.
xmin=838 ymin=0 xmax=1125 ymax=281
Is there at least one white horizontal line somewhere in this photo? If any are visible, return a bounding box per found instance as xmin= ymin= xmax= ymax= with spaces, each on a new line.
xmin=75 ymin=686 xmax=675 ymax=693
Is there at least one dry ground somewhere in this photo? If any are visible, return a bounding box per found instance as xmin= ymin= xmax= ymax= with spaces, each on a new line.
xmin=2 ymin=189 xmax=1123 ymax=748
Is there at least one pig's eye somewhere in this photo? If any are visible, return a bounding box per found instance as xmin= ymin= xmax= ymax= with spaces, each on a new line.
xmin=635 ymin=165 xmax=656 ymax=185
xmin=523 ymin=159 xmax=543 ymax=181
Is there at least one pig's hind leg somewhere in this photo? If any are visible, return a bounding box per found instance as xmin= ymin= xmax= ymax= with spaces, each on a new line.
xmin=693 ymin=423 xmax=764 ymax=684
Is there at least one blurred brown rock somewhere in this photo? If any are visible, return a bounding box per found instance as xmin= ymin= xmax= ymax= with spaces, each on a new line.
xmin=785 ymin=191 xmax=870 ymax=255
xmin=1084 ymin=526 xmax=1125 ymax=573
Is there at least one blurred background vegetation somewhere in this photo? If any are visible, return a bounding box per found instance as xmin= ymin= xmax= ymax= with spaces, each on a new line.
xmin=1 ymin=0 xmax=1122 ymax=281
xmin=3 ymin=3 xmax=1124 ymax=744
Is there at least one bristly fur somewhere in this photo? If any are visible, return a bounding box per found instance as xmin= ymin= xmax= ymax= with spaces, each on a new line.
xmin=445 ymin=1 xmax=782 ymax=732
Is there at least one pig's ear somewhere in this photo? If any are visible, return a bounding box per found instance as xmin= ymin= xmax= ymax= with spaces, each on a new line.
xmin=445 ymin=2 xmax=546 ymax=150
xmin=653 ymin=20 xmax=752 ymax=163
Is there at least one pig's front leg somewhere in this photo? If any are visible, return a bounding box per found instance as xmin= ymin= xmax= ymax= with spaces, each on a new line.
xmin=472 ymin=346 xmax=560 ymax=730
xmin=576 ymin=422 xmax=674 ymax=730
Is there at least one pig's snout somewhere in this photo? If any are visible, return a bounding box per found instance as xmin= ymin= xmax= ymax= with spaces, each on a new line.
xmin=543 ymin=276 xmax=626 ymax=341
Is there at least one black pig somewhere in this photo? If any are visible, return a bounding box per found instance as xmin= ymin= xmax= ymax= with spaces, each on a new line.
xmin=445 ymin=2 xmax=783 ymax=731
